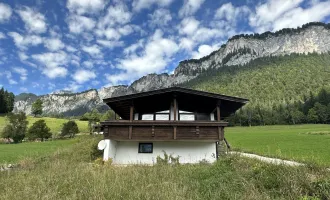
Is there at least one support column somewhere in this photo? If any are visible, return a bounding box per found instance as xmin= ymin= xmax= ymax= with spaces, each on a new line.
xmin=216 ymin=101 xmax=221 ymax=121
xmin=173 ymin=97 xmax=177 ymax=121
xmin=129 ymin=105 xmax=134 ymax=139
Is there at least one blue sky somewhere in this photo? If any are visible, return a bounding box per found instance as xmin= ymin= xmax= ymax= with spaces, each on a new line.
xmin=0 ymin=0 xmax=330 ymax=95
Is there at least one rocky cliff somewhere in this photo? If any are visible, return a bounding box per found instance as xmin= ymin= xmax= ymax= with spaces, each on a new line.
xmin=14 ymin=23 xmax=330 ymax=116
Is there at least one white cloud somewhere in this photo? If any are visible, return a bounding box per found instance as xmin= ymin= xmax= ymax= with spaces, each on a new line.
xmin=82 ymin=44 xmax=102 ymax=58
xmin=82 ymin=61 xmax=94 ymax=68
xmin=18 ymin=52 xmax=28 ymax=61
xmin=0 ymin=32 xmax=6 ymax=39
xmin=72 ymin=69 xmax=96 ymax=83
xmin=249 ymin=0 xmax=330 ymax=32
xmin=20 ymin=87 xmax=28 ymax=92
xmin=132 ymin=0 xmax=174 ymax=11
xmin=179 ymin=0 xmax=205 ymax=17
xmin=96 ymin=40 xmax=124 ymax=49
xmin=67 ymin=0 xmax=105 ymax=15
xmin=98 ymin=3 xmax=132 ymax=29
xmin=107 ymin=29 xmax=179 ymax=84
xmin=67 ymin=15 xmax=96 ymax=34
xmin=192 ymin=44 xmax=220 ymax=59
xmin=123 ymin=39 xmax=144 ymax=55
xmin=31 ymin=51 xmax=69 ymax=79
xmin=215 ymin=2 xmax=250 ymax=23
xmin=17 ymin=6 xmax=47 ymax=33
xmin=179 ymin=17 xmax=200 ymax=35
xmin=148 ymin=9 xmax=172 ymax=27
xmin=44 ymin=38 xmax=65 ymax=51
xmin=103 ymin=28 xmax=121 ymax=40
xmin=43 ymin=67 xmax=68 ymax=79
xmin=12 ymin=67 xmax=28 ymax=81
xmin=8 ymin=32 xmax=43 ymax=50
xmin=0 ymin=3 xmax=12 ymax=23
xmin=4 ymin=71 xmax=18 ymax=85
xmin=66 ymin=45 xmax=78 ymax=52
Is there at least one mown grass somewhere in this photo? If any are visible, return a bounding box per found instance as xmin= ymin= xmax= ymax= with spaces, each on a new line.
xmin=0 ymin=136 xmax=329 ymax=200
xmin=0 ymin=138 xmax=80 ymax=164
xmin=226 ymin=124 xmax=330 ymax=166
xmin=0 ymin=116 xmax=89 ymax=134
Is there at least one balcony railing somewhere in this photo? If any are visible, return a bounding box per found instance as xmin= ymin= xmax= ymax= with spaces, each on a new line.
xmin=101 ymin=120 xmax=226 ymax=141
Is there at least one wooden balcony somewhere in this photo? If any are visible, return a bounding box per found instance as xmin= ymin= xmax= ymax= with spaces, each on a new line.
xmin=101 ymin=120 xmax=227 ymax=141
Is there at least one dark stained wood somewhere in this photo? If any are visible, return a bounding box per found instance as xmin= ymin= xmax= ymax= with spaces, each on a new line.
xmin=173 ymin=97 xmax=177 ymax=121
xmin=152 ymin=126 xmax=155 ymax=137
xmin=218 ymin=126 xmax=224 ymax=140
xmin=129 ymin=126 xmax=132 ymax=139
xmin=217 ymin=103 xmax=221 ymax=121
xmin=103 ymin=87 xmax=248 ymax=120
xmin=101 ymin=120 xmax=228 ymax=127
xmin=130 ymin=106 xmax=134 ymax=121
xmin=173 ymin=126 xmax=177 ymax=139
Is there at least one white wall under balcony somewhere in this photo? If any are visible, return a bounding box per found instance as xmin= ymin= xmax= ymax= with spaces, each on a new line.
xmin=103 ymin=140 xmax=217 ymax=165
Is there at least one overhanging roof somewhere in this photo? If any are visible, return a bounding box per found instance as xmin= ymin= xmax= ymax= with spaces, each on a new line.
xmin=103 ymin=87 xmax=248 ymax=120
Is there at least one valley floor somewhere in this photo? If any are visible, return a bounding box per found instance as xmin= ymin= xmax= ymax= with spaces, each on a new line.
xmin=0 ymin=136 xmax=330 ymax=200
xmin=226 ymin=124 xmax=330 ymax=166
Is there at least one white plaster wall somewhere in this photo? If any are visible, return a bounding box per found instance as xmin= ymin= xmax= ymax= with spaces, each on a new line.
xmin=112 ymin=141 xmax=217 ymax=165
xmin=103 ymin=139 xmax=117 ymax=161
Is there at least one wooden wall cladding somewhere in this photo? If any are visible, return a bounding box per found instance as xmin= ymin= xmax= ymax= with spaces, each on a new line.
xmin=106 ymin=125 xmax=220 ymax=141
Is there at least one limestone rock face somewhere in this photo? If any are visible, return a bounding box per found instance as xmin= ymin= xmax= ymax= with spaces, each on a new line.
xmin=13 ymin=24 xmax=330 ymax=116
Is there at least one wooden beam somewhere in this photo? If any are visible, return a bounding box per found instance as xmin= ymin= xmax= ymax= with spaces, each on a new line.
xmin=152 ymin=126 xmax=155 ymax=137
xmin=216 ymin=101 xmax=221 ymax=121
xmin=173 ymin=97 xmax=177 ymax=121
xmin=129 ymin=105 xmax=134 ymax=121
xmin=218 ymin=126 xmax=224 ymax=140
xmin=129 ymin=126 xmax=132 ymax=139
xmin=173 ymin=126 xmax=177 ymax=139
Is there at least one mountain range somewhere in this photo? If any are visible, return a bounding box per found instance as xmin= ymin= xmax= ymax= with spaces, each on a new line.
xmin=14 ymin=22 xmax=330 ymax=116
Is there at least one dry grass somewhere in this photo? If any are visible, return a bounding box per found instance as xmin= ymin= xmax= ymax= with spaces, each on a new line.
xmin=0 ymin=136 xmax=330 ymax=200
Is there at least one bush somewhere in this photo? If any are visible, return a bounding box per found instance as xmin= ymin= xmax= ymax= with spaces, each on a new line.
xmin=90 ymin=139 xmax=103 ymax=160
xmin=60 ymin=121 xmax=79 ymax=138
xmin=1 ymin=112 xmax=28 ymax=143
xmin=27 ymin=120 xmax=52 ymax=141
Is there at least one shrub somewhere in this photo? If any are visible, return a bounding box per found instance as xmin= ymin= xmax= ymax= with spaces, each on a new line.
xmin=60 ymin=121 xmax=79 ymax=138
xmin=90 ymin=139 xmax=103 ymax=160
xmin=1 ymin=112 xmax=28 ymax=143
xmin=27 ymin=120 xmax=52 ymax=141
xmin=156 ymin=151 xmax=180 ymax=165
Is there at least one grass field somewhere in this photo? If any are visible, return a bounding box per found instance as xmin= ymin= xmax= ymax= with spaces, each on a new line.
xmin=0 ymin=138 xmax=80 ymax=164
xmin=0 ymin=136 xmax=329 ymax=200
xmin=226 ymin=124 xmax=330 ymax=166
xmin=0 ymin=116 xmax=89 ymax=134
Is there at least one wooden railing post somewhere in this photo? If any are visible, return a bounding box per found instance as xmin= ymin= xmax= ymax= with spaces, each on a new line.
xmin=173 ymin=97 xmax=177 ymax=121
xmin=129 ymin=105 xmax=134 ymax=139
xmin=216 ymin=101 xmax=221 ymax=121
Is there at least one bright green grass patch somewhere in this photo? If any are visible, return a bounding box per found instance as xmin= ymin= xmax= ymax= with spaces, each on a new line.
xmin=0 ymin=116 xmax=88 ymax=134
xmin=226 ymin=124 xmax=330 ymax=166
xmin=0 ymin=138 xmax=80 ymax=164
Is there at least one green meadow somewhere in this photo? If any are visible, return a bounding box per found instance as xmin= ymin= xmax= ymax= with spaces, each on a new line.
xmin=0 ymin=116 xmax=89 ymax=134
xmin=226 ymin=124 xmax=330 ymax=166
xmin=1 ymin=136 xmax=330 ymax=200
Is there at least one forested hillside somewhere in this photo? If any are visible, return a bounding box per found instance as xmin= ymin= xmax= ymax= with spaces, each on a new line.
xmin=182 ymin=52 xmax=330 ymax=125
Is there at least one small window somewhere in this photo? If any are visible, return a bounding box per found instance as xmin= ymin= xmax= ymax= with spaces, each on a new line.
xmin=138 ymin=143 xmax=153 ymax=153
xmin=142 ymin=114 xmax=154 ymax=120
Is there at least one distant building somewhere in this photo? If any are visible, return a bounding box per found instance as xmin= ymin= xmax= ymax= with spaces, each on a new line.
xmin=99 ymin=87 xmax=248 ymax=165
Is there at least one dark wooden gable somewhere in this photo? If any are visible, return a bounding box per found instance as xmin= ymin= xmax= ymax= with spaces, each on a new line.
xmin=103 ymin=87 xmax=248 ymax=120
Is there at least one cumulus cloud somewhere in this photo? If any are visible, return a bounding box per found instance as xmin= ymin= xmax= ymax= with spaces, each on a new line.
xmin=179 ymin=0 xmax=205 ymax=17
xmin=179 ymin=17 xmax=200 ymax=35
xmin=67 ymin=0 xmax=105 ymax=15
xmin=106 ymin=29 xmax=179 ymax=84
xmin=8 ymin=32 xmax=43 ymax=50
xmin=31 ymin=51 xmax=69 ymax=78
xmin=82 ymin=44 xmax=102 ymax=58
xmin=132 ymin=0 xmax=174 ymax=11
xmin=192 ymin=44 xmax=220 ymax=59
xmin=12 ymin=67 xmax=28 ymax=81
xmin=98 ymin=3 xmax=132 ymax=29
xmin=249 ymin=0 xmax=330 ymax=32
xmin=4 ymin=71 xmax=18 ymax=85
xmin=72 ymin=69 xmax=96 ymax=83
xmin=44 ymin=38 xmax=65 ymax=51
xmin=0 ymin=32 xmax=5 ymax=39
xmin=17 ymin=6 xmax=47 ymax=33
xmin=0 ymin=3 xmax=12 ymax=23
xmin=96 ymin=39 xmax=124 ymax=49
xmin=148 ymin=9 xmax=172 ymax=27
xmin=67 ymin=14 xmax=96 ymax=34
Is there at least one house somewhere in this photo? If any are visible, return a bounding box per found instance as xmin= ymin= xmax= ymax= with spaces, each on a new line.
xmin=99 ymin=87 xmax=248 ymax=165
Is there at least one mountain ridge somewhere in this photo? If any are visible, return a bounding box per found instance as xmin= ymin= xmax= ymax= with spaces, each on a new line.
xmin=14 ymin=22 xmax=330 ymax=116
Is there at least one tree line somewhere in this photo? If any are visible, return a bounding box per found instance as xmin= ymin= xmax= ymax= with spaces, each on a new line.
xmin=0 ymin=87 xmax=15 ymax=114
xmin=228 ymin=88 xmax=330 ymax=126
